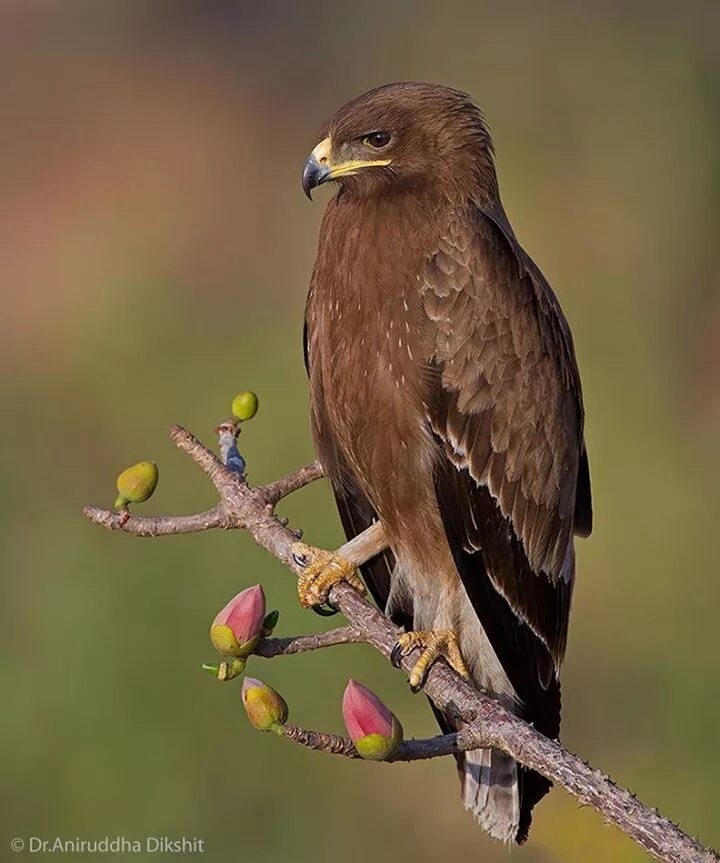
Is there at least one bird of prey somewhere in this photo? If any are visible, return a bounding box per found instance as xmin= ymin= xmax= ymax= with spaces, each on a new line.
xmin=296 ymin=82 xmax=592 ymax=844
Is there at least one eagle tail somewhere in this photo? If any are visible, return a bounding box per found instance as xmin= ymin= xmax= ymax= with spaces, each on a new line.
xmin=460 ymin=747 xmax=520 ymax=844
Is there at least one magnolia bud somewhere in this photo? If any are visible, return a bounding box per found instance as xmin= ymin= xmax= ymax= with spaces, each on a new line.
xmin=231 ymin=391 xmax=259 ymax=422
xmin=342 ymin=679 xmax=403 ymax=761
xmin=114 ymin=461 xmax=158 ymax=508
xmin=210 ymin=585 xmax=266 ymax=657
xmin=241 ymin=677 xmax=288 ymax=733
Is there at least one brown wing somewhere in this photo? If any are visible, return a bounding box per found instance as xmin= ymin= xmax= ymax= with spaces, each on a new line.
xmin=423 ymin=202 xmax=591 ymax=669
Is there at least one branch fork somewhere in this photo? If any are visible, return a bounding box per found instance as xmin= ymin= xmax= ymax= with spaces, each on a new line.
xmin=84 ymin=423 xmax=719 ymax=863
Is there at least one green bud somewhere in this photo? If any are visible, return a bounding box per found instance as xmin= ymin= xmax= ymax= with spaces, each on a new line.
xmin=209 ymin=625 xmax=260 ymax=659
xmin=231 ymin=391 xmax=259 ymax=422
xmin=114 ymin=460 xmax=158 ymax=508
xmin=241 ymin=677 xmax=288 ymax=733
xmin=261 ymin=610 xmax=280 ymax=637
xmin=354 ymin=717 xmax=404 ymax=761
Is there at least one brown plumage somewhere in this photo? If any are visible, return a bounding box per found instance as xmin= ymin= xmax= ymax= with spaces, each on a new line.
xmin=302 ymin=82 xmax=591 ymax=843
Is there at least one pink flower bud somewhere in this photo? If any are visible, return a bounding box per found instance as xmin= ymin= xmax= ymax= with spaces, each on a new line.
xmin=241 ymin=677 xmax=288 ymax=733
xmin=342 ymin=679 xmax=403 ymax=760
xmin=210 ymin=585 xmax=266 ymax=657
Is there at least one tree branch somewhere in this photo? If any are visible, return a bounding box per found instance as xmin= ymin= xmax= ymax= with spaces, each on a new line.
xmin=170 ymin=426 xmax=234 ymax=494
xmin=255 ymin=626 xmax=362 ymax=658
xmin=83 ymin=427 xmax=323 ymax=538
xmin=263 ymin=460 xmax=325 ymax=504
xmin=281 ymin=725 xmax=465 ymax=761
xmin=83 ymin=425 xmax=719 ymax=863
xmin=82 ymin=505 xmax=225 ymax=536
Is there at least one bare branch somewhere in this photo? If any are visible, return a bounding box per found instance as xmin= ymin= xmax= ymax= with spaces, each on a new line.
xmin=84 ymin=424 xmax=720 ymax=863
xmin=255 ymin=626 xmax=362 ymax=658
xmin=263 ymin=461 xmax=324 ymax=504
xmin=82 ymin=505 xmax=225 ymax=536
xmin=281 ymin=725 xmax=464 ymax=761
xmin=169 ymin=425 xmax=238 ymax=497
xmin=281 ymin=725 xmax=361 ymax=758
xmin=82 ymin=427 xmax=316 ymax=540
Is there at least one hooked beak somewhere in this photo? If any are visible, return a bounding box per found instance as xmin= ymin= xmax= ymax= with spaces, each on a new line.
xmin=302 ymin=155 xmax=330 ymax=200
xmin=301 ymin=136 xmax=391 ymax=199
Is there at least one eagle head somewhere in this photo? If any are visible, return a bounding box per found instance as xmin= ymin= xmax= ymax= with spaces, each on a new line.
xmin=302 ymin=82 xmax=496 ymax=201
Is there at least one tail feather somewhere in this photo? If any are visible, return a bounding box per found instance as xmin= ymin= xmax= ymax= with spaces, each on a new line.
xmin=460 ymin=748 xmax=520 ymax=844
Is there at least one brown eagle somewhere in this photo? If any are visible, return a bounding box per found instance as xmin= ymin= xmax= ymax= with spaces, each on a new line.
xmin=299 ymin=82 xmax=592 ymax=844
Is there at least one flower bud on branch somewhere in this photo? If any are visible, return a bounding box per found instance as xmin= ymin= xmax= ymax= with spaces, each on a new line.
xmin=241 ymin=677 xmax=288 ymax=733
xmin=210 ymin=585 xmax=266 ymax=658
xmin=231 ymin=391 xmax=259 ymax=422
xmin=114 ymin=461 xmax=159 ymax=509
xmin=342 ymin=679 xmax=403 ymax=760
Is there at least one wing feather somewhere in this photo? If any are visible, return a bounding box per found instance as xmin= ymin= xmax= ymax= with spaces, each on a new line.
xmin=422 ymin=203 xmax=591 ymax=665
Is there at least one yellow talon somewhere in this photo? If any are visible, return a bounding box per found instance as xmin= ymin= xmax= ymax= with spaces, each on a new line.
xmin=390 ymin=629 xmax=470 ymax=691
xmin=291 ymin=541 xmax=366 ymax=609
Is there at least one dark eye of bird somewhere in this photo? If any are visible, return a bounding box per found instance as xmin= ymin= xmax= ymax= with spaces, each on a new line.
xmin=364 ymin=131 xmax=392 ymax=149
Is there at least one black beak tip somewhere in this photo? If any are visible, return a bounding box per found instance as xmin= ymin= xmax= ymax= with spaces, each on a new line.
xmin=302 ymin=155 xmax=328 ymax=200
xmin=301 ymin=162 xmax=316 ymax=200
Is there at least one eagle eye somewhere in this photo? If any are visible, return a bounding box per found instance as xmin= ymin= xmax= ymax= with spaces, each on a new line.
xmin=363 ymin=131 xmax=392 ymax=149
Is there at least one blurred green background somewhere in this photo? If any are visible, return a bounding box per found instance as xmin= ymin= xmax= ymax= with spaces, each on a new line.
xmin=2 ymin=2 xmax=719 ymax=861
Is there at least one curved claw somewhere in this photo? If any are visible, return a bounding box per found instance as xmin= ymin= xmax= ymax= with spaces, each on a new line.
xmin=293 ymin=542 xmax=366 ymax=612
xmin=311 ymin=603 xmax=339 ymax=617
xmin=409 ymin=670 xmax=428 ymax=694
xmin=391 ymin=629 xmax=469 ymax=692
xmin=390 ymin=642 xmax=404 ymax=668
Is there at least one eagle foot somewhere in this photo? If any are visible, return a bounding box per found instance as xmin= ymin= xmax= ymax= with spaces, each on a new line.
xmin=291 ymin=542 xmax=366 ymax=611
xmin=390 ymin=630 xmax=470 ymax=693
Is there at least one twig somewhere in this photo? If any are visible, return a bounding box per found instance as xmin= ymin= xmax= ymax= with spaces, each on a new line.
xmin=84 ymin=425 xmax=719 ymax=863
xmin=255 ymin=626 xmax=361 ymax=658
xmin=263 ymin=461 xmax=324 ymax=504
xmin=281 ymin=725 xmax=361 ymax=758
xmin=82 ymin=506 xmax=225 ymax=536
xmin=281 ymin=725 xmax=464 ymax=761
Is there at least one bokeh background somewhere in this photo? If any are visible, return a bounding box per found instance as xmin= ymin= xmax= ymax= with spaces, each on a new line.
xmin=2 ymin=2 xmax=719 ymax=861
